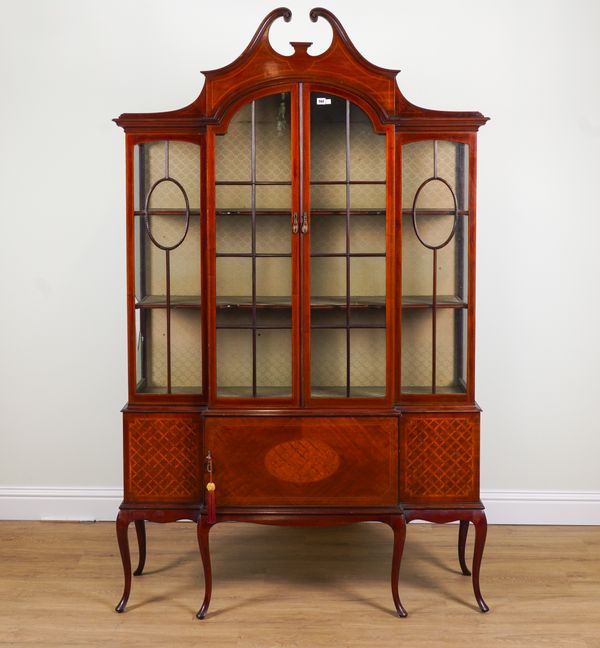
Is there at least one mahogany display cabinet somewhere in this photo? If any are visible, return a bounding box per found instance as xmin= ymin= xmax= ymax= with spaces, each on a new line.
xmin=113 ymin=8 xmax=489 ymax=618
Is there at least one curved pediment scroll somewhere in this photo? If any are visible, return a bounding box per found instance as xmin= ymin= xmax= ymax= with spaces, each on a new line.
xmin=200 ymin=6 xmax=400 ymax=125
xmin=114 ymin=8 xmax=488 ymax=132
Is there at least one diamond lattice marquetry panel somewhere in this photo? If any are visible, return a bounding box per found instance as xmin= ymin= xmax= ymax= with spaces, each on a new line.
xmin=126 ymin=417 xmax=202 ymax=502
xmin=401 ymin=415 xmax=478 ymax=501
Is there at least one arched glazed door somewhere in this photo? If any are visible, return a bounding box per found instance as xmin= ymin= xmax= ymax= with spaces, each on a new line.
xmin=212 ymin=85 xmax=392 ymax=406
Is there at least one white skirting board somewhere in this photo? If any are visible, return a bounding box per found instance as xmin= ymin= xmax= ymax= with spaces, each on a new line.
xmin=0 ymin=487 xmax=599 ymax=524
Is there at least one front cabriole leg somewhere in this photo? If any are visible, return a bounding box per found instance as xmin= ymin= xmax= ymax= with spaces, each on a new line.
xmin=196 ymin=515 xmax=213 ymax=619
xmin=390 ymin=515 xmax=408 ymax=617
xmin=405 ymin=508 xmax=490 ymax=613
xmin=133 ymin=519 xmax=147 ymax=576
xmin=115 ymin=510 xmax=132 ymax=612
xmin=471 ymin=510 xmax=489 ymax=612
xmin=458 ymin=519 xmax=471 ymax=576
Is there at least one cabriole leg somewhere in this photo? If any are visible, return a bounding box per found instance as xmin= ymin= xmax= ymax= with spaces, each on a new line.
xmin=196 ymin=516 xmax=213 ymax=620
xmin=115 ymin=511 xmax=132 ymax=613
xmin=458 ymin=519 xmax=471 ymax=576
xmin=390 ymin=516 xmax=408 ymax=618
xmin=471 ymin=511 xmax=489 ymax=612
xmin=133 ymin=519 xmax=147 ymax=576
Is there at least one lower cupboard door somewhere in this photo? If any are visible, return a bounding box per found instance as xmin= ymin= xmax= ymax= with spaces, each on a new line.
xmin=204 ymin=416 xmax=398 ymax=506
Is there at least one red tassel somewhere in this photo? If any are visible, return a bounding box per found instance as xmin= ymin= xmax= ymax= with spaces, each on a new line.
xmin=206 ymin=482 xmax=216 ymax=524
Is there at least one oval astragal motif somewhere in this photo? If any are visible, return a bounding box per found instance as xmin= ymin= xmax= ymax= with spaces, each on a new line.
xmin=144 ymin=177 xmax=190 ymax=251
xmin=264 ymin=439 xmax=341 ymax=484
xmin=412 ymin=177 xmax=458 ymax=251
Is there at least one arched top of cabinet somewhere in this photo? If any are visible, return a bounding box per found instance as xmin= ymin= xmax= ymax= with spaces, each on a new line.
xmin=114 ymin=8 xmax=489 ymax=133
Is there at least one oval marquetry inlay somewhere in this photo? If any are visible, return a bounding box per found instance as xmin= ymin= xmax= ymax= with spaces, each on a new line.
xmin=264 ymin=439 xmax=341 ymax=484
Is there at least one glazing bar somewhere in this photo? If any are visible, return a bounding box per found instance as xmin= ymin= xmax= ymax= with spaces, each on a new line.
xmin=432 ymin=248 xmax=437 ymax=394
xmin=251 ymin=101 xmax=257 ymax=397
xmin=345 ymin=99 xmax=351 ymax=398
xmin=166 ymin=249 xmax=172 ymax=393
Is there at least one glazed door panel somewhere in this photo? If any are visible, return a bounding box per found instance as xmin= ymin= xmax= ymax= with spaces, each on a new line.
xmin=303 ymin=89 xmax=392 ymax=404
xmin=212 ymin=86 xmax=393 ymax=406
xmin=205 ymin=416 xmax=398 ymax=505
xmin=213 ymin=89 xmax=301 ymax=403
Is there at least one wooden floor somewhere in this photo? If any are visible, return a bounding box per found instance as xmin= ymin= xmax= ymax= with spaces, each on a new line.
xmin=0 ymin=521 xmax=599 ymax=647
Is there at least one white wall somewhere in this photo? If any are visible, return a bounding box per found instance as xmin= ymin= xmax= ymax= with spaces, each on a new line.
xmin=1 ymin=0 xmax=599 ymax=521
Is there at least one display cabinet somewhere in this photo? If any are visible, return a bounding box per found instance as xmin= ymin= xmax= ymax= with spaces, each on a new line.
xmin=114 ymin=8 xmax=489 ymax=618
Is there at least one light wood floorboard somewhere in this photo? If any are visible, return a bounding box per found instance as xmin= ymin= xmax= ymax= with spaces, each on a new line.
xmin=0 ymin=521 xmax=599 ymax=647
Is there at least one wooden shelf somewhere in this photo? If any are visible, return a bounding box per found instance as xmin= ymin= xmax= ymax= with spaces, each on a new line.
xmin=217 ymin=296 xmax=290 ymax=309
xmin=402 ymin=295 xmax=467 ymax=309
xmin=134 ymin=209 xmax=201 ymax=217
xmin=215 ymin=180 xmax=385 ymax=186
xmin=133 ymin=208 xmax=466 ymax=218
xmin=216 ymin=208 xmax=386 ymax=216
xmin=136 ymin=295 xmax=201 ymax=309
xmin=136 ymin=296 xmax=389 ymax=309
xmin=217 ymin=386 xmax=292 ymax=398
xmin=136 ymin=384 xmax=203 ymax=394
xmin=402 ymin=209 xmax=468 ymax=217
xmin=218 ymin=295 xmax=386 ymax=309
xmin=312 ymin=296 xmax=385 ymax=308
xmin=216 ymin=386 xmax=385 ymax=398
xmin=401 ymin=385 xmax=466 ymax=395
xmin=138 ymin=295 xmax=388 ymax=310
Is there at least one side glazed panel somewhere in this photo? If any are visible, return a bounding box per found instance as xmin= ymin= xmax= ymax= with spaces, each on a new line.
xmin=401 ymin=139 xmax=469 ymax=396
xmin=205 ymin=416 xmax=398 ymax=505
xmin=399 ymin=412 xmax=479 ymax=504
xmin=123 ymin=414 xmax=203 ymax=503
xmin=132 ymin=140 xmax=203 ymax=396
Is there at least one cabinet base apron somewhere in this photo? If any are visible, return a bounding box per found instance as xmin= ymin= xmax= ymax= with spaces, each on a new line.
xmin=115 ymin=507 xmax=201 ymax=614
xmin=195 ymin=508 xmax=407 ymax=620
xmin=404 ymin=507 xmax=489 ymax=613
